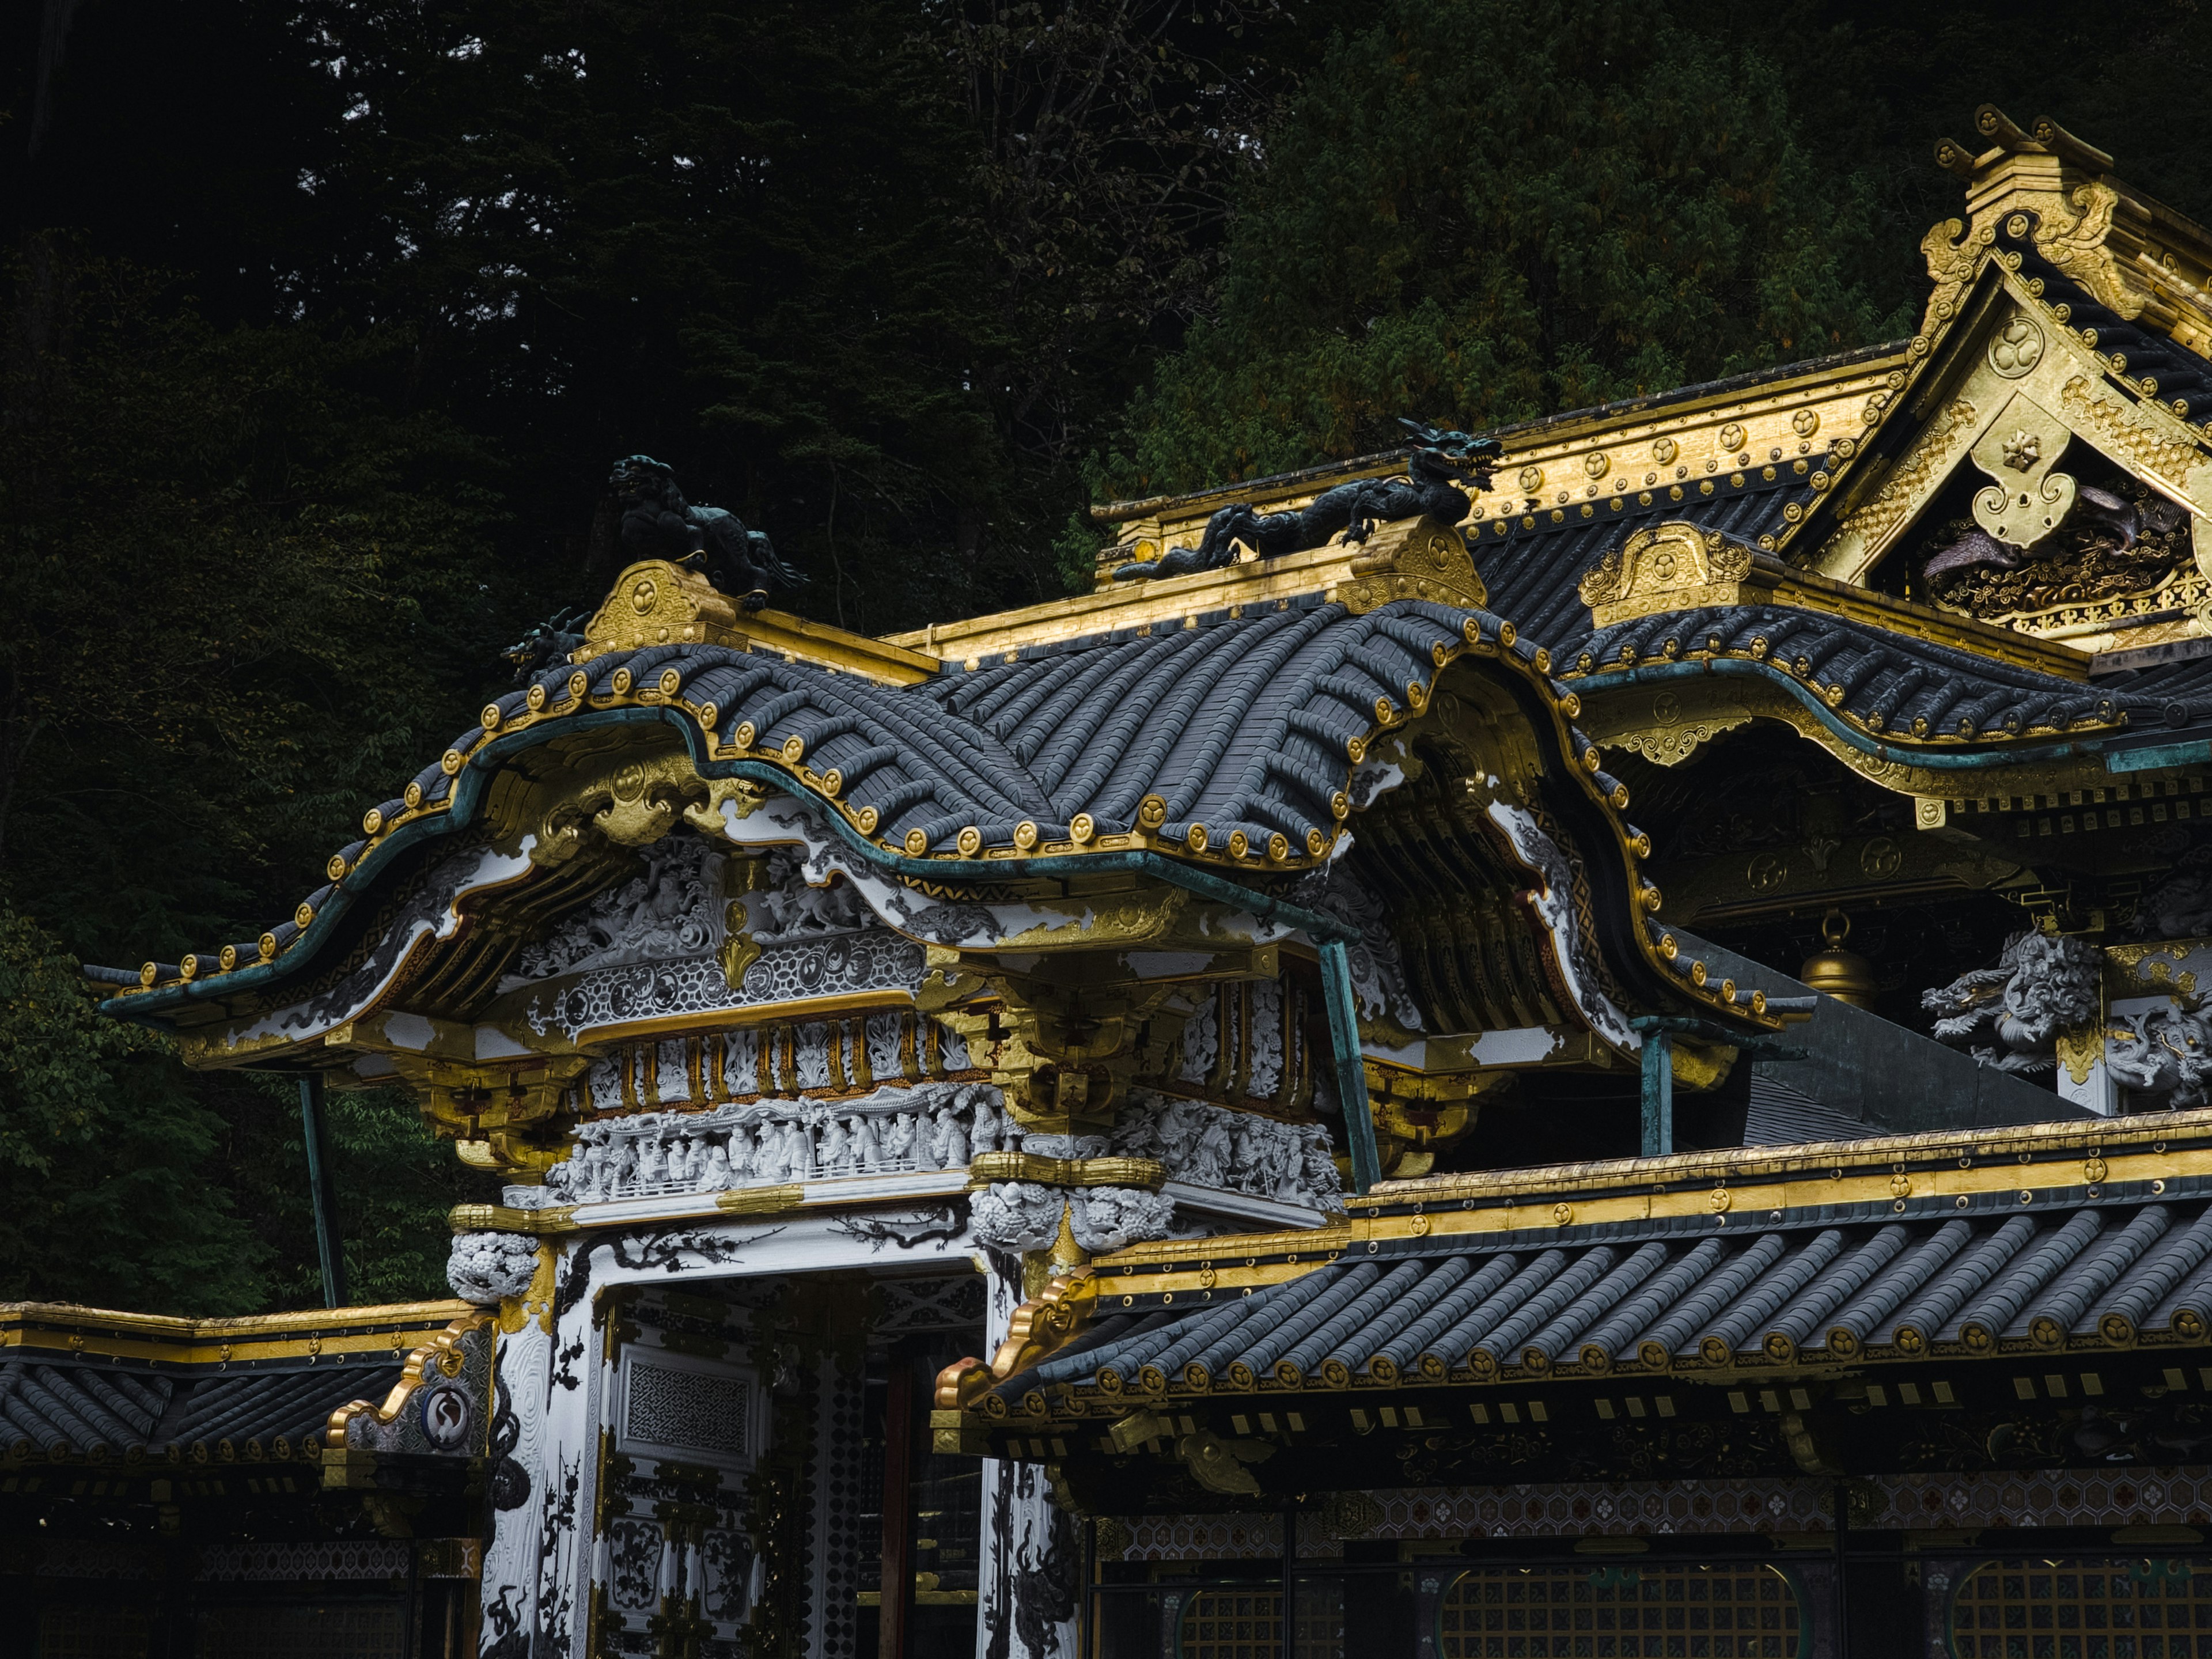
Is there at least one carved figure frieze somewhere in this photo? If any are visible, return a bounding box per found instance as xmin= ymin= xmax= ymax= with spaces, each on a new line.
xmin=1112 ymin=1090 xmax=1345 ymax=1213
xmin=539 ymin=1080 xmax=1016 ymax=1201
xmin=1922 ymin=929 xmax=2102 ymax=1073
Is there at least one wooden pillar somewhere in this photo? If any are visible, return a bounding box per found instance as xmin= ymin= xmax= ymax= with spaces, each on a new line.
xmin=878 ymin=1360 xmax=917 ymax=1659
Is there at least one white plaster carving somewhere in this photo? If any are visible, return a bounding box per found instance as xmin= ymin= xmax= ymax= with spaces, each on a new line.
xmin=514 ymin=838 xmax=725 ymax=980
xmin=447 ymin=1231 xmax=540 ymax=1303
xmin=1285 ymin=863 xmax=1424 ymax=1030
xmin=1111 ymin=1090 xmax=1344 ymax=1212
xmin=968 ymin=1182 xmax=1179 ymax=1252
xmin=540 ymin=1081 xmax=1016 ymax=1201
xmin=2106 ymin=1003 xmax=2212 ymax=1107
xmin=1923 ymin=929 xmax=2103 ymax=1073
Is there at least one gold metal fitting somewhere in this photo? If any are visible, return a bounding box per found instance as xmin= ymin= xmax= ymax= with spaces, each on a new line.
xmin=781 ymin=734 xmax=805 ymax=763
xmin=139 ymin=961 xmax=159 ymax=988
xmin=820 ymin=768 xmax=842 ymax=797
xmin=294 ymin=902 xmax=316 ymax=930
xmin=1184 ymin=823 xmax=1209 ymax=853
xmin=1137 ymin=794 xmax=1168 ymax=828
xmin=327 ymin=854 xmax=350 ymax=881
xmin=734 ymin=721 xmax=757 ymax=748
xmin=1498 ymin=622 xmax=1517 ymax=648
xmin=904 ymin=829 xmax=929 ymax=855
xmin=855 ymin=806 xmax=880 ymax=835
xmin=698 ymin=702 xmax=719 ymax=732
xmin=179 ymin=955 xmax=201 ymax=981
xmin=480 ymin=703 xmax=503 ymax=730
xmin=257 ymin=933 xmax=278 ymax=962
xmin=611 ymin=668 xmax=634 ymax=694
xmin=441 ymin=749 xmax=464 ymax=776
xmin=1533 ymin=647 xmax=1551 ymax=675
xmin=1227 ymin=830 xmax=1250 ymax=858
xmin=404 ymin=781 xmax=423 ymax=808
xmin=525 ymin=683 xmax=547 ymax=711
xmin=658 ymin=668 xmax=682 ymax=695
xmin=567 ymin=669 xmax=589 ymax=700
xmin=218 ymin=945 xmax=238 ymax=972
xmin=362 ymin=807 xmax=384 ymax=835
xmin=1014 ymin=820 xmax=1039 ymax=850
xmin=1268 ymin=832 xmax=1290 ymax=862
xmin=957 ymin=826 xmax=983 ymax=856
xmin=1070 ymin=813 xmax=1096 ymax=844
xmin=1330 ymin=791 xmax=1350 ymax=821
xmin=1305 ymin=827 xmax=1328 ymax=857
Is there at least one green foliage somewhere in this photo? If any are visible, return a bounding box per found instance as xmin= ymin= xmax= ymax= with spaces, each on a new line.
xmin=1104 ymin=0 xmax=1913 ymax=494
xmin=223 ymin=1082 xmax=492 ymax=1310
xmin=0 ymin=248 xmax=504 ymax=951
xmin=0 ymin=907 xmax=264 ymax=1312
xmin=0 ymin=249 xmax=504 ymax=1313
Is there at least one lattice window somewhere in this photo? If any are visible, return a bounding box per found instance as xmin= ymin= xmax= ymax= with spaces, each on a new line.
xmin=1178 ymin=1584 xmax=1342 ymax=1659
xmin=1437 ymin=1564 xmax=1801 ymax=1659
xmin=622 ymin=1355 xmax=749 ymax=1462
xmin=193 ymin=1604 xmax=407 ymax=1658
xmin=36 ymin=1608 xmax=149 ymax=1659
xmin=1950 ymin=1559 xmax=2212 ymax=1659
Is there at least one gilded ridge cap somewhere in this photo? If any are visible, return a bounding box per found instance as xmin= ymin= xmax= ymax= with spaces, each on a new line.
xmin=1573 ymin=522 xmax=2089 ymax=680
xmin=1358 ymin=1108 xmax=2212 ymax=1207
xmin=0 ymin=1299 xmax=475 ymax=1340
xmin=881 ymin=540 xmax=1358 ymax=656
xmin=1086 ymin=346 xmax=1908 ymax=525
xmin=1091 ymin=1222 xmax=1353 ymax=1271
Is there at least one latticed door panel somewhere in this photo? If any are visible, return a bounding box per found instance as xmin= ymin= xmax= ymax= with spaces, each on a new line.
xmin=1436 ymin=1564 xmax=1803 ymax=1659
xmin=1950 ymin=1560 xmax=2212 ymax=1659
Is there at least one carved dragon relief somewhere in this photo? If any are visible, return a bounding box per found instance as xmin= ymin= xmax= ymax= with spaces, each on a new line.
xmin=1811 ymin=281 xmax=2212 ymax=607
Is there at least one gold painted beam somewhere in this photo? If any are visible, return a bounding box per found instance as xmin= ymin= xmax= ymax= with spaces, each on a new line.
xmin=0 ymin=1299 xmax=477 ymax=1367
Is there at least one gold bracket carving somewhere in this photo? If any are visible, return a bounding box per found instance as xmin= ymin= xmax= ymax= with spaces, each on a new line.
xmin=1333 ymin=515 xmax=1488 ymax=615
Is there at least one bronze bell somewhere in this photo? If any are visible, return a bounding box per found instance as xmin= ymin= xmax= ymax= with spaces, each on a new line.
xmin=1800 ymin=910 xmax=1878 ymax=1009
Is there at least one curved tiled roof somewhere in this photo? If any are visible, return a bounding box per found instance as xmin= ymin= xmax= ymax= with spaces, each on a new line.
xmin=2002 ymin=214 xmax=2212 ymax=429
xmin=1472 ymin=456 xmax=1831 ymax=654
xmin=120 ymin=593 xmax=1760 ymax=1027
xmin=1570 ymin=603 xmax=2166 ymax=741
xmin=0 ymin=1358 xmax=402 ymax=1461
xmin=982 ymin=1195 xmax=2212 ymax=1409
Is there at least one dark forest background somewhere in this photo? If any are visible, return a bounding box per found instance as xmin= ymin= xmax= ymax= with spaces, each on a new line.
xmin=4 ymin=0 xmax=2210 ymax=1313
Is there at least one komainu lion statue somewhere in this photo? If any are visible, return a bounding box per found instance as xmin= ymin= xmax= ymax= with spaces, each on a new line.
xmin=1922 ymin=927 xmax=2101 ymax=1073
xmin=611 ymin=454 xmax=805 ymax=609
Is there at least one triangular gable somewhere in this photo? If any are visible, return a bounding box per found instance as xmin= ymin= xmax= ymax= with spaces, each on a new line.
xmin=1794 ymin=108 xmax=2212 ymax=656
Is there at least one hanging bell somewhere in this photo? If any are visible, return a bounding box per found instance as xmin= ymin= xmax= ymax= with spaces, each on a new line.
xmin=1800 ymin=909 xmax=1879 ymax=1009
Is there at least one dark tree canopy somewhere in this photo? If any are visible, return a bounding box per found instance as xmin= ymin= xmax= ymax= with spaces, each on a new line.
xmin=6 ymin=0 xmax=2212 ymax=1310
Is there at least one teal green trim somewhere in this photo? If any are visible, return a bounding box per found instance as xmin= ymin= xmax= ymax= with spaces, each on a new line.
xmin=102 ymin=702 xmax=1389 ymax=1190
xmin=1581 ymin=661 xmax=2107 ymax=772
xmin=1317 ymin=939 xmax=1381 ymax=1193
xmin=2108 ymin=738 xmax=2212 ymax=773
